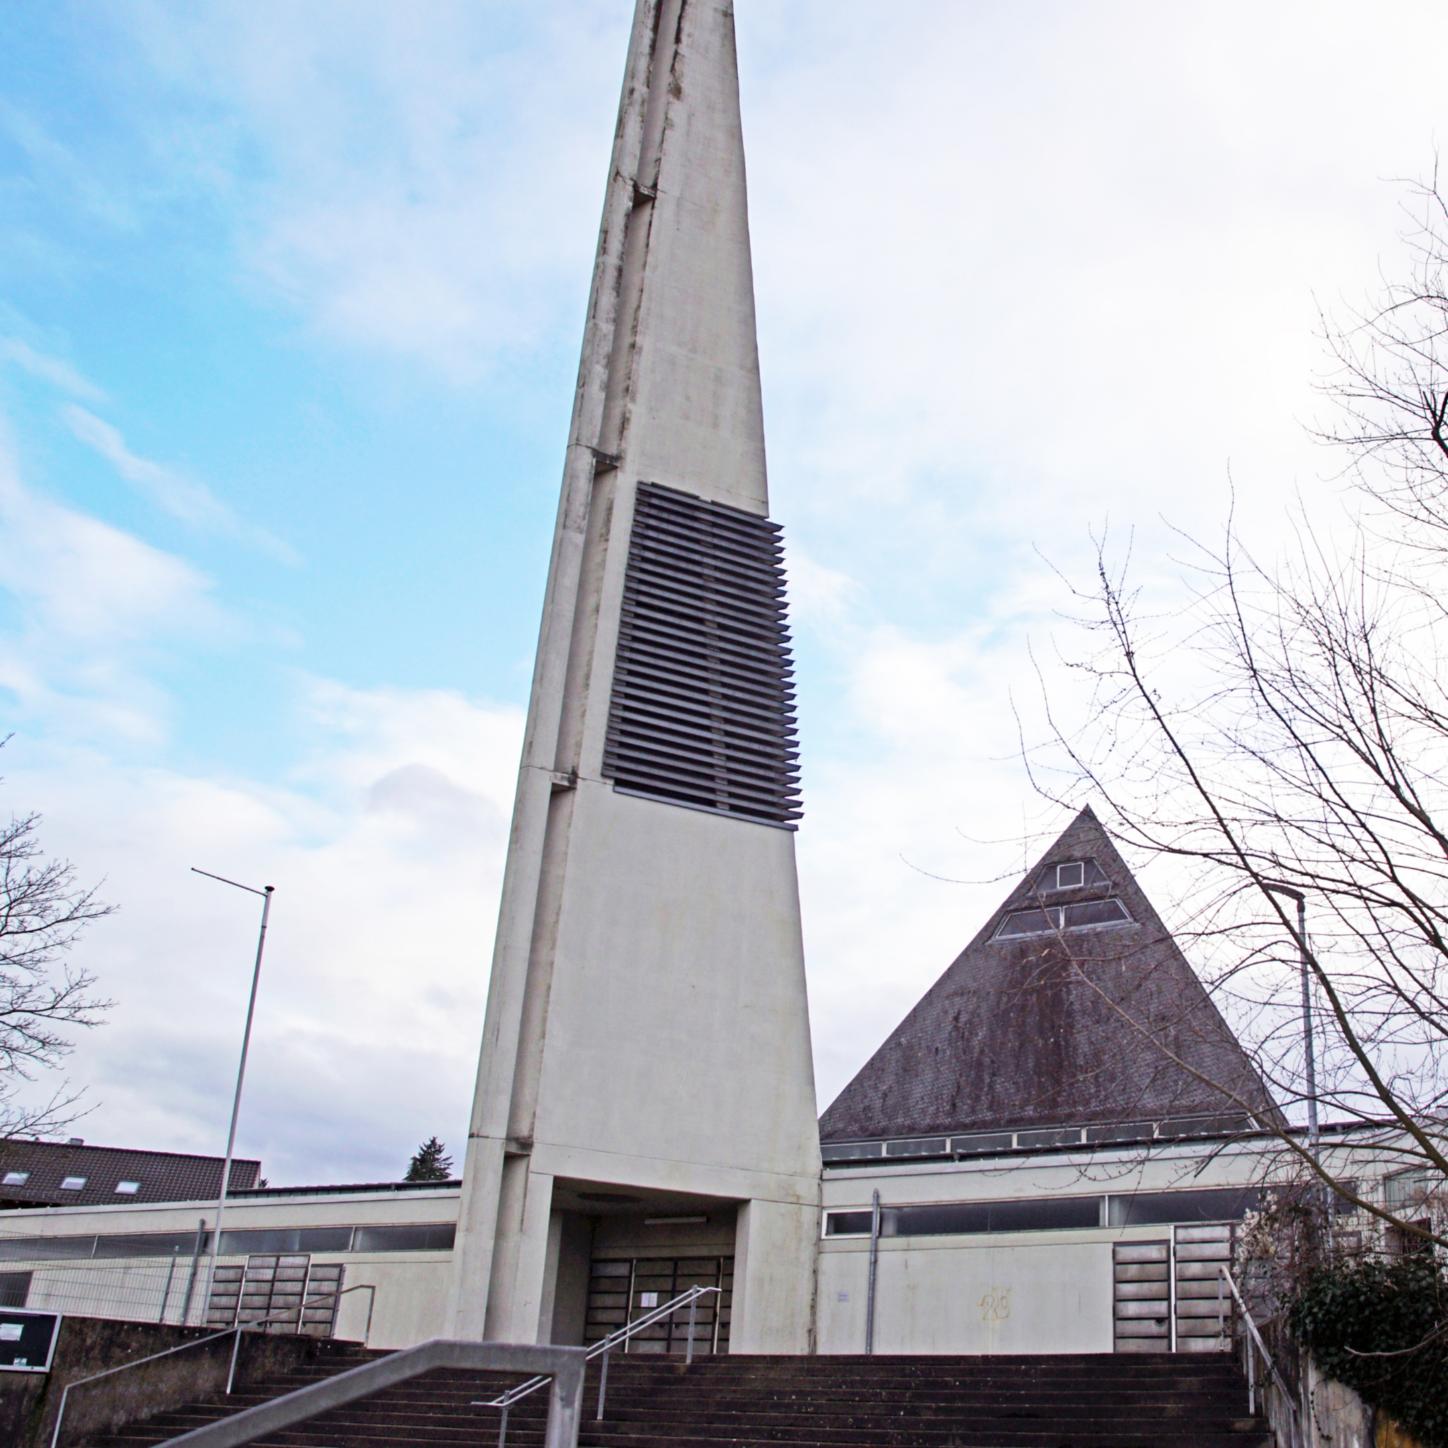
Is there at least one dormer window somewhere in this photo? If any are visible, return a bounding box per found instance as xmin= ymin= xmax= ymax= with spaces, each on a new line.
xmin=994 ymin=897 xmax=1133 ymax=939
xmin=1037 ymin=858 xmax=1108 ymax=892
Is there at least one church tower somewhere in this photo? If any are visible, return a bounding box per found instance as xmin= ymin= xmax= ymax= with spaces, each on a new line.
xmin=448 ymin=0 xmax=821 ymax=1352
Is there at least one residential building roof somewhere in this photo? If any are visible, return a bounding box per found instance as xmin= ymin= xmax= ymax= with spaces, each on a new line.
xmin=0 ymin=1138 xmax=261 ymax=1209
xmin=819 ymin=807 xmax=1281 ymax=1144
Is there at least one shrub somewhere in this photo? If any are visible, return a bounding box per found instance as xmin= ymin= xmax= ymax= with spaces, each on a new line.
xmin=1289 ymin=1256 xmax=1448 ymax=1447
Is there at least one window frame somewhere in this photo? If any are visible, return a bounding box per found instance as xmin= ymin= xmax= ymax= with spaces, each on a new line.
xmin=992 ymin=896 xmax=1133 ymax=940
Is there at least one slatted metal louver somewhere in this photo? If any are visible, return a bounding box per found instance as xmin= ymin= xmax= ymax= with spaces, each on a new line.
xmin=604 ymin=481 xmax=802 ymax=828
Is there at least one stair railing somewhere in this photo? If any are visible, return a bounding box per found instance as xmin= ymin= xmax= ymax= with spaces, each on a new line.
xmin=47 ymin=1281 xmax=375 ymax=1448
xmin=1217 ymin=1266 xmax=1301 ymax=1448
xmin=476 ymin=1283 xmax=721 ymax=1448
xmin=153 ymin=1340 xmax=586 ymax=1448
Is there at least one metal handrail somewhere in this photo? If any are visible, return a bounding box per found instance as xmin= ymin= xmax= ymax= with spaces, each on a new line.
xmin=1217 ymin=1266 xmax=1301 ymax=1445
xmin=158 ymin=1340 xmax=585 ymax=1448
xmin=48 ymin=1282 xmax=374 ymax=1448
xmin=475 ymin=1284 xmax=721 ymax=1447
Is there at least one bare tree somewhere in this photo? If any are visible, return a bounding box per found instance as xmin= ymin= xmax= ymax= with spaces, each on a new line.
xmin=1030 ymin=176 xmax=1448 ymax=1251
xmin=0 ymin=748 xmax=113 ymax=1141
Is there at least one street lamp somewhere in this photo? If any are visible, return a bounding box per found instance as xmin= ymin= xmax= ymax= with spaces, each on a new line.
xmin=1262 ymin=882 xmax=1319 ymax=1157
xmin=191 ymin=867 xmax=275 ymax=1321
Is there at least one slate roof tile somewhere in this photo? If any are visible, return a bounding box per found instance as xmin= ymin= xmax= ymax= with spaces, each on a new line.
xmin=819 ymin=807 xmax=1280 ymax=1143
xmin=0 ymin=1139 xmax=261 ymax=1208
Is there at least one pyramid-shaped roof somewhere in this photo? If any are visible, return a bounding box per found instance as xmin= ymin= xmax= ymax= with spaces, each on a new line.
xmin=819 ymin=808 xmax=1279 ymax=1143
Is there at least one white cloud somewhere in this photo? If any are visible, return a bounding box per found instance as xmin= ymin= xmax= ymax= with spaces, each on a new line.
xmin=0 ymin=100 xmax=140 ymax=232
xmin=0 ymin=436 xmax=220 ymax=648
xmin=112 ymin=0 xmax=630 ymax=379
xmin=0 ymin=420 xmax=232 ymax=747
xmin=0 ymin=337 xmax=107 ymax=403
xmin=62 ymin=405 xmax=297 ymax=563
xmin=2 ymin=683 xmax=524 ymax=1186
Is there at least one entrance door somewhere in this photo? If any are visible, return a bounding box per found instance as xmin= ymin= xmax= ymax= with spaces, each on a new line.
xmin=584 ymin=1255 xmax=732 ymax=1355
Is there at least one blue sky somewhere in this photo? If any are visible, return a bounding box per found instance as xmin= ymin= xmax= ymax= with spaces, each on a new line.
xmin=3 ymin=0 xmax=1446 ymax=1184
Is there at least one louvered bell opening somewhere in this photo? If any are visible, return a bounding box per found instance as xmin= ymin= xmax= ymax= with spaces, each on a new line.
xmin=603 ymin=481 xmax=802 ymax=828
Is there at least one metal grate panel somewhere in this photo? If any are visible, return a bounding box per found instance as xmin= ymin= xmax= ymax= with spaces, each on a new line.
xmin=604 ymin=482 xmax=802 ymax=827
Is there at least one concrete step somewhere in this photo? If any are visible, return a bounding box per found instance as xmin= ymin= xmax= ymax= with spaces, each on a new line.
xmin=84 ymin=1351 xmax=1272 ymax=1448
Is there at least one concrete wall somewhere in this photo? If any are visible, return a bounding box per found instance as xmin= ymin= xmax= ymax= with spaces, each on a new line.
xmin=0 ymin=1186 xmax=460 ymax=1350
xmin=449 ymin=0 xmax=822 ymax=1350
xmin=816 ymin=1133 xmax=1364 ymax=1355
xmin=818 ymin=1232 xmax=1113 ymax=1355
xmin=0 ymin=1315 xmax=343 ymax=1448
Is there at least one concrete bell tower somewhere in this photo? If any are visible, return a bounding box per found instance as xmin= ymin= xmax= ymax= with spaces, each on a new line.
xmin=448 ymin=0 xmax=821 ymax=1352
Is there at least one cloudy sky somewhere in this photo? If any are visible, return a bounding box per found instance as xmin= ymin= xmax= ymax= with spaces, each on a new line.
xmin=2 ymin=0 xmax=1445 ymax=1185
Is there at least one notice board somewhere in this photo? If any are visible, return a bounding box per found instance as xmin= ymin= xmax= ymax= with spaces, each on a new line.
xmin=0 ymin=1309 xmax=60 ymax=1372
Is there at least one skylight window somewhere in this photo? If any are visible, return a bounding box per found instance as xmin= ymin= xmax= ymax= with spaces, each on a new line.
xmin=994 ymin=897 xmax=1133 ymax=939
xmin=2 ymin=1171 xmax=29 ymax=1187
xmin=115 ymin=1180 xmax=141 ymax=1195
xmin=60 ymin=1176 xmax=87 ymax=1191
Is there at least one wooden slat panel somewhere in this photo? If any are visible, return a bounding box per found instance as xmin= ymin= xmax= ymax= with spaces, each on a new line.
xmin=1175 ymin=1261 xmax=1230 ymax=1280
xmin=1177 ymin=1299 xmax=1233 ymax=1318
xmin=1175 ymin=1225 xmax=1234 ymax=1244
xmin=1114 ymin=1263 xmax=1170 ymax=1282
xmin=1114 ymin=1280 xmax=1172 ymax=1301
xmin=1174 ymin=1241 xmax=1235 ymax=1261
xmin=1177 ymin=1279 xmax=1229 ymax=1300
xmin=1114 ymin=1243 xmax=1170 ymax=1263
xmin=1116 ymin=1300 xmax=1172 ymax=1320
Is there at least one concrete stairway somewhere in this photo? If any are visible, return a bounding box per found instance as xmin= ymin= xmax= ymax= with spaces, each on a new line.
xmin=88 ymin=1351 xmax=1274 ymax=1447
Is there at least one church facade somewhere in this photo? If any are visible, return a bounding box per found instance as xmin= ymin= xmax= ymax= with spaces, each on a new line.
xmin=0 ymin=0 xmax=1409 ymax=1362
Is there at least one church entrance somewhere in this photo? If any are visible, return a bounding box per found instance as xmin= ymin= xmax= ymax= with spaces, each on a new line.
xmin=584 ymin=1254 xmax=733 ymax=1355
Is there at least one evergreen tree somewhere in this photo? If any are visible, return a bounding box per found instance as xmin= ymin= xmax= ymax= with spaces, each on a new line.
xmin=404 ymin=1136 xmax=454 ymax=1182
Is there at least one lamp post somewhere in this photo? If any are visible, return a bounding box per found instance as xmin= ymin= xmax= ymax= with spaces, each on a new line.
xmin=191 ymin=867 xmax=275 ymax=1321
xmin=1262 ymin=882 xmax=1319 ymax=1157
